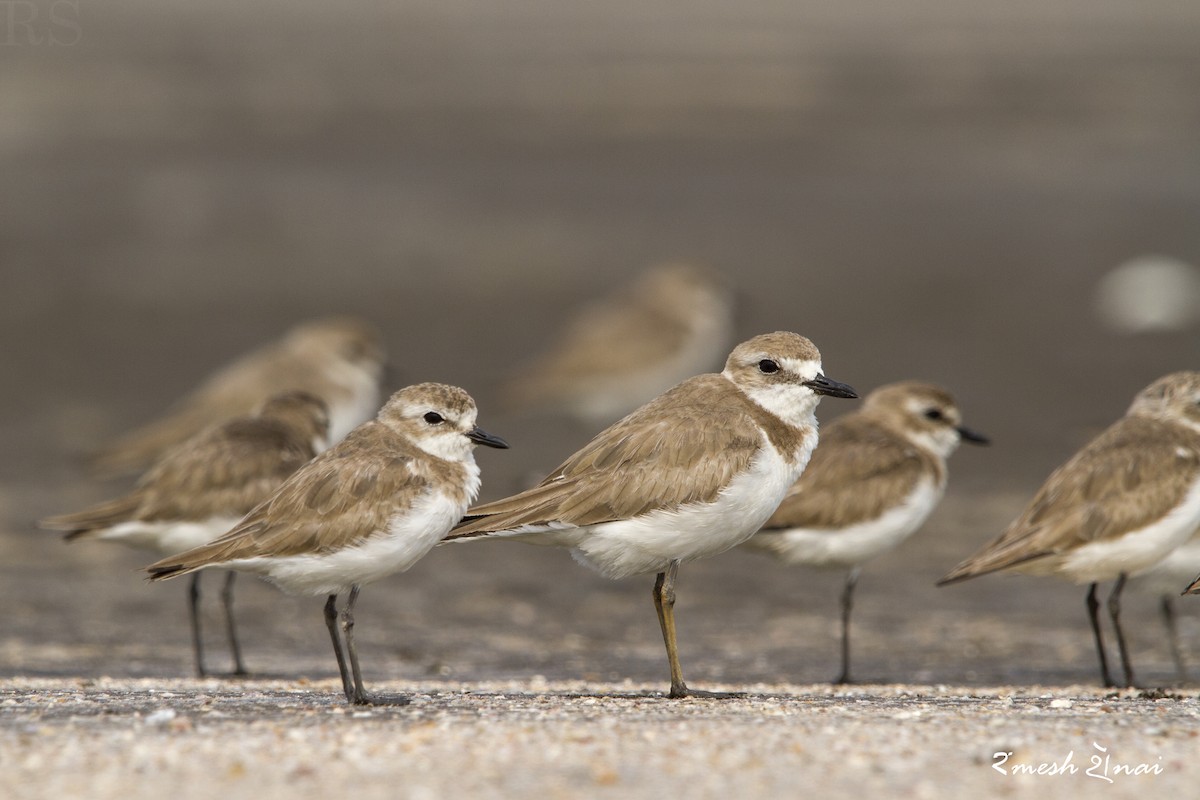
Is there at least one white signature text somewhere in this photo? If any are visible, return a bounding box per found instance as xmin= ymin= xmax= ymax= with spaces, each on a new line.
xmin=992 ymin=743 xmax=1163 ymax=783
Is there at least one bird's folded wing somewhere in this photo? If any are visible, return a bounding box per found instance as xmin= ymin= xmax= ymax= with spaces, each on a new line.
xmin=760 ymin=420 xmax=931 ymax=531
xmin=453 ymin=378 xmax=765 ymax=536
xmin=39 ymin=494 xmax=143 ymax=537
xmin=135 ymin=419 xmax=318 ymax=522
xmin=940 ymin=417 xmax=1200 ymax=583
xmin=147 ymin=431 xmax=426 ymax=575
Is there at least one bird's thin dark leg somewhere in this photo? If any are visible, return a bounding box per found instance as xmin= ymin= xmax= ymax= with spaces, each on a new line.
xmin=341 ymin=585 xmax=409 ymax=706
xmin=1107 ymin=573 xmax=1135 ymax=688
xmin=1160 ymin=595 xmax=1189 ymax=683
xmin=220 ymin=571 xmax=248 ymax=676
xmin=323 ymin=594 xmax=355 ymax=702
xmin=835 ymin=568 xmax=861 ymax=685
xmin=1086 ymin=583 xmax=1115 ymax=687
xmin=188 ymin=572 xmax=207 ymax=678
xmin=342 ymin=586 xmax=368 ymax=701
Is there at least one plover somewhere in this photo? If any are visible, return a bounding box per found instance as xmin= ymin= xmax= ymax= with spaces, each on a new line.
xmin=145 ymin=383 xmax=508 ymax=705
xmin=743 ymin=381 xmax=988 ymax=683
xmin=448 ymin=332 xmax=856 ymax=698
xmin=41 ymin=391 xmax=330 ymax=676
xmin=500 ymin=262 xmax=734 ymax=424
xmin=940 ymin=371 xmax=1200 ymax=687
xmin=93 ymin=316 xmax=385 ymax=475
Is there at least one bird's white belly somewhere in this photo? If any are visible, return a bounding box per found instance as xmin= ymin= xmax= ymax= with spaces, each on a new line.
xmin=744 ymin=480 xmax=942 ymax=569
xmin=1056 ymin=477 xmax=1200 ymax=583
xmin=229 ymin=491 xmax=464 ymax=596
xmin=99 ymin=517 xmax=242 ymax=556
xmin=1133 ymin=532 xmax=1200 ymax=595
xmin=564 ymin=441 xmax=806 ymax=579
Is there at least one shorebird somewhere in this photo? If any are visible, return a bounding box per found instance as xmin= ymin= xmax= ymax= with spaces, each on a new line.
xmin=743 ymin=381 xmax=988 ymax=683
xmin=500 ymin=262 xmax=735 ymax=424
xmin=41 ymin=391 xmax=330 ymax=676
xmin=92 ymin=316 xmax=385 ymax=475
xmin=940 ymin=372 xmax=1200 ymax=687
xmin=145 ymin=383 xmax=508 ymax=705
xmin=447 ymin=332 xmax=856 ymax=698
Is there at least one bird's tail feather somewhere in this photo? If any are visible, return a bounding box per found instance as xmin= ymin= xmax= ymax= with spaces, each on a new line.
xmin=39 ymin=495 xmax=142 ymax=539
xmin=145 ymin=538 xmax=232 ymax=581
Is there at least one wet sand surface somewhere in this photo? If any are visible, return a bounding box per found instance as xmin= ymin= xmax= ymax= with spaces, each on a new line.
xmin=3 ymin=1 xmax=1200 ymax=796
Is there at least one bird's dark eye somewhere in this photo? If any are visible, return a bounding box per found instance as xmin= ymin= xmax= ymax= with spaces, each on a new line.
xmin=758 ymin=359 xmax=780 ymax=374
xmin=924 ymin=409 xmax=944 ymax=421
xmin=424 ymin=412 xmax=444 ymax=425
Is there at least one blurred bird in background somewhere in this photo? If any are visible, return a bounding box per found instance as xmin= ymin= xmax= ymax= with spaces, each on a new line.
xmin=744 ymin=381 xmax=988 ymax=683
xmin=91 ymin=316 xmax=385 ymax=476
xmin=500 ymin=262 xmax=735 ymax=425
xmin=41 ymin=392 xmax=331 ymax=676
xmin=940 ymin=372 xmax=1200 ymax=688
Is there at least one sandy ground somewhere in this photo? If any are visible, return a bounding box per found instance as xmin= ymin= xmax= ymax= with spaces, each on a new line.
xmin=3 ymin=678 xmax=1198 ymax=800
xmin=3 ymin=1 xmax=1200 ymax=797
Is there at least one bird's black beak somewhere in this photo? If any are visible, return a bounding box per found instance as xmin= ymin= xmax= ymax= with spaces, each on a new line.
xmin=467 ymin=426 xmax=509 ymax=449
xmin=803 ymin=374 xmax=858 ymax=399
xmin=957 ymin=426 xmax=990 ymax=445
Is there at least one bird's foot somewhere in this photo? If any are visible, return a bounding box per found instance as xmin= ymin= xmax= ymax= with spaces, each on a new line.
xmin=349 ymin=691 xmax=411 ymax=707
xmin=667 ymin=683 xmax=744 ymax=700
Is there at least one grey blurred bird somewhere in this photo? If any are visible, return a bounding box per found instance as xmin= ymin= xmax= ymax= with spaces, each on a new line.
xmin=941 ymin=372 xmax=1200 ymax=688
xmin=42 ymin=391 xmax=331 ymax=676
xmin=91 ymin=316 xmax=385 ymax=476
xmin=744 ymin=381 xmax=988 ymax=684
xmin=501 ymin=262 xmax=735 ymax=424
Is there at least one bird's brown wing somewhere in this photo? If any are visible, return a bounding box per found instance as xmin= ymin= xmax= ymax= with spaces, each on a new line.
xmin=43 ymin=416 xmax=316 ymax=536
xmin=39 ymin=494 xmax=144 ymax=539
xmin=146 ymin=424 xmax=429 ymax=577
xmin=939 ymin=416 xmax=1200 ymax=584
xmin=760 ymin=417 xmax=938 ymax=531
xmin=451 ymin=376 xmax=766 ymax=537
xmin=135 ymin=418 xmax=319 ymax=522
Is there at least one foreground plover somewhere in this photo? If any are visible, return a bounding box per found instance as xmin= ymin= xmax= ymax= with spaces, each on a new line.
xmin=500 ymin=262 xmax=734 ymax=424
xmin=145 ymin=383 xmax=508 ymax=705
xmin=940 ymin=372 xmax=1200 ymax=687
xmin=93 ymin=316 xmax=385 ymax=475
xmin=448 ymin=332 xmax=856 ymax=697
xmin=743 ymin=381 xmax=988 ymax=683
xmin=41 ymin=391 xmax=330 ymax=676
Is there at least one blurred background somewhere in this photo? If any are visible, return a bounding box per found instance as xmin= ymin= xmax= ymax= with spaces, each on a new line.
xmin=2 ymin=0 xmax=1199 ymax=687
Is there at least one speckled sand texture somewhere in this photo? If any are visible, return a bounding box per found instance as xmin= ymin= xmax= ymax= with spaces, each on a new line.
xmin=3 ymin=678 xmax=1198 ymax=799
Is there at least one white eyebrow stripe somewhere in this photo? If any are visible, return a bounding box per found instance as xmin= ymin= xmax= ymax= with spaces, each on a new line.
xmin=780 ymin=357 xmax=821 ymax=377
